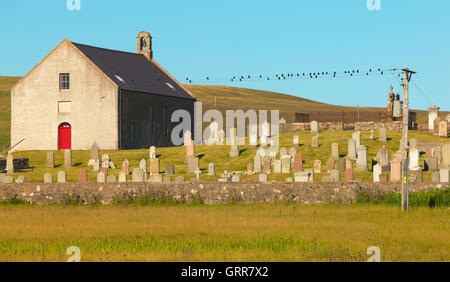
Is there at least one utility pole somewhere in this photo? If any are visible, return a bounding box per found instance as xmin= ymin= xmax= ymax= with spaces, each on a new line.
xmin=401 ymin=68 xmax=416 ymax=211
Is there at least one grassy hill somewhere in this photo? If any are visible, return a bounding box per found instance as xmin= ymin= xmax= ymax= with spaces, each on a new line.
xmin=0 ymin=76 xmax=446 ymax=149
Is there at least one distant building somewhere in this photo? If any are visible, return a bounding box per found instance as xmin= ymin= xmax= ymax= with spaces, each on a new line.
xmin=11 ymin=31 xmax=195 ymax=151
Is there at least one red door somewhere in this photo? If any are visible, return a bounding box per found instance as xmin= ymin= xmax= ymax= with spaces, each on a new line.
xmin=58 ymin=123 xmax=71 ymax=150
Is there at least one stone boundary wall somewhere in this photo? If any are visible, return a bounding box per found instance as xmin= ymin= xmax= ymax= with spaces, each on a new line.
xmin=0 ymin=182 xmax=446 ymax=205
xmin=281 ymin=121 xmax=403 ymax=132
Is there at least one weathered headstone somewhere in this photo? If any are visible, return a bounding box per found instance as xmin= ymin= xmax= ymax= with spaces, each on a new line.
xmin=432 ymin=172 xmax=440 ymax=183
xmin=6 ymin=154 xmax=13 ymax=173
xmin=208 ymin=162 xmax=216 ymax=176
xmin=356 ymin=146 xmax=368 ymax=172
xmin=313 ymin=160 xmax=321 ymax=174
xmin=263 ymin=157 xmax=272 ymax=174
xmin=107 ymin=175 xmax=117 ymax=183
xmin=97 ymin=172 xmax=106 ymax=183
xmin=44 ymin=173 xmax=53 ymax=183
xmin=428 ymin=106 xmax=440 ymax=132
xmin=409 ymin=138 xmax=418 ymax=151
xmin=229 ymin=145 xmax=239 ymax=158
xmin=344 ymin=168 xmax=354 ymax=182
xmin=254 ymin=155 xmax=262 ymax=173
xmin=311 ymin=134 xmax=319 ymax=148
xmin=326 ymin=157 xmax=336 ymax=172
xmin=132 ymin=168 xmax=144 ymax=182
xmin=139 ymin=159 xmax=147 ymax=174
xmin=64 ymin=150 xmax=72 ymax=168
xmin=149 ymin=158 xmax=160 ymax=175
xmin=57 ymin=171 xmax=66 ymax=183
xmin=187 ymin=157 xmax=199 ymax=174
xmin=331 ymin=143 xmax=339 ymax=160
xmin=310 ymin=121 xmax=318 ymax=133
xmin=373 ymin=164 xmax=382 ymax=182
xmin=121 ymin=159 xmax=130 ymax=175
xmin=46 ymin=152 xmax=54 ymax=168
xmin=100 ymin=167 xmax=108 ymax=178
xmin=3 ymin=176 xmax=14 ymax=183
xmin=149 ymin=174 xmax=163 ymax=183
xmin=289 ymin=147 xmax=297 ymax=159
xmin=78 ymin=168 xmax=87 ymax=183
xmin=293 ymin=135 xmax=299 ymax=146
xmin=274 ymin=159 xmax=282 ymax=174
xmin=294 ymin=172 xmax=309 ymax=183
xmin=293 ymin=152 xmax=303 ymax=172
xmin=379 ymin=145 xmax=390 ymax=171
xmin=231 ymin=175 xmax=240 ymax=182
xmin=441 ymin=144 xmax=450 ymax=169
xmin=16 ymin=175 xmax=26 ymax=183
xmin=347 ymin=139 xmax=357 ymax=160
xmin=338 ymin=157 xmax=346 ymax=174
xmin=257 ymin=173 xmax=268 ymax=183
xmin=118 ymin=171 xmax=127 ymax=183
xmin=379 ymin=127 xmax=387 ymax=142
xmin=409 ymin=148 xmax=421 ymax=171
xmin=439 ymin=120 xmax=448 ymax=138
xmin=279 ymin=147 xmax=288 ymax=158
xmin=439 ymin=169 xmax=449 ymax=182
xmin=390 ymin=158 xmax=402 ymax=183
xmin=149 ymin=146 xmax=156 ymax=159
xmin=90 ymin=142 xmax=100 ymax=160
xmin=101 ymin=154 xmax=110 ymax=168
xmin=281 ymin=156 xmax=291 ymax=174
xmin=352 ymin=131 xmax=361 ymax=149
xmin=247 ymin=163 xmax=254 ymax=174
xmin=329 ymin=170 xmax=340 ymax=182
xmin=424 ymin=157 xmax=438 ymax=172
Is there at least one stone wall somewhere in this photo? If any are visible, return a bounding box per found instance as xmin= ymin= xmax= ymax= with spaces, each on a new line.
xmin=0 ymin=182 xmax=446 ymax=205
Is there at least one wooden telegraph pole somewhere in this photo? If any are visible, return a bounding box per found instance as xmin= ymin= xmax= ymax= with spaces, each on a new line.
xmin=401 ymin=68 xmax=416 ymax=211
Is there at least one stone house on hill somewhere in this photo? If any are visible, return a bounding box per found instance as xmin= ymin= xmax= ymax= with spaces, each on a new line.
xmin=11 ymin=31 xmax=195 ymax=151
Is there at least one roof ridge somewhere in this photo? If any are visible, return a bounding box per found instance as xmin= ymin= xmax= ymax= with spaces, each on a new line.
xmin=71 ymin=41 xmax=143 ymax=56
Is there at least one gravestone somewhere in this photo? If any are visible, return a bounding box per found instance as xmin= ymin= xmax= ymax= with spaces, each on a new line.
xmin=46 ymin=152 xmax=54 ymax=168
xmin=208 ymin=162 xmax=215 ymax=176
xmin=258 ymin=173 xmax=268 ymax=183
xmin=118 ymin=171 xmax=127 ymax=183
xmin=57 ymin=171 xmax=66 ymax=183
xmin=132 ymin=168 xmax=144 ymax=182
xmin=379 ymin=173 xmax=389 ymax=183
xmin=90 ymin=142 xmax=100 ymax=160
xmin=149 ymin=174 xmax=163 ymax=183
xmin=97 ymin=172 xmax=106 ymax=183
xmin=313 ymin=160 xmax=321 ymax=174
xmin=274 ymin=160 xmax=282 ymax=174
xmin=92 ymin=159 xmax=100 ymax=172
xmin=175 ymin=176 xmax=185 ymax=183
xmin=101 ymin=154 xmax=110 ymax=168
xmin=149 ymin=158 xmax=160 ymax=175
xmin=281 ymin=156 xmax=291 ymax=174
xmin=294 ymin=172 xmax=309 ymax=183
xmin=107 ymin=175 xmax=117 ymax=183
xmin=409 ymin=138 xmax=418 ymax=151
xmin=310 ymin=121 xmax=318 ymax=133
xmin=163 ymin=174 xmax=172 ymax=183
xmin=348 ymin=139 xmax=357 ymax=160
xmin=262 ymin=157 xmax=272 ymax=174
xmin=331 ymin=143 xmax=339 ymax=160
xmin=64 ymin=150 xmax=72 ymax=168
xmin=3 ymin=176 xmax=14 ymax=183
xmin=390 ymin=159 xmax=402 ymax=183
xmin=356 ymin=146 xmax=368 ymax=172
xmin=247 ymin=163 xmax=254 ymax=174
xmin=187 ymin=157 xmax=199 ymax=174
xmin=293 ymin=135 xmax=299 ymax=146
xmin=408 ymin=149 xmax=421 ymax=171
xmin=409 ymin=170 xmax=423 ymax=183
xmin=311 ymin=134 xmax=319 ymax=148
xmin=432 ymin=147 xmax=442 ymax=166
xmin=379 ymin=145 xmax=390 ymax=171
xmin=439 ymin=121 xmax=448 ymax=138
xmin=441 ymin=144 xmax=450 ymax=169
xmin=218 ymin=129 xmax=225 ymax=145
xmin=44 ymin=173 xmax=52 ymax=183
xmin=439 ymin=169 xmax=449 ymax=182
xmin=286 ymin=177 xmax=293 ymax=183
xmin=139 ymin=159 xmax=147 ymax=174
xmin=329 ymin=170 xmax=340 ymax=182
xmin=16 ymin=175 xmax=26 ymax=183
xmin=293 ymin=152 xmax=303 ymax=172
xmin=289 ymin=147 xmax=297 ymax=159
xmin=373 ymin=164 xmax=382 ymax=182
xmin=369 ymin=130 xmax=375 ymax=141
xmin=229 ymin=145 xmax=239 ymax=158
xmin=326 ymin=157 xmax=336 ymax=172
xmin=352 ymin=131 xmax=361 ymax=149
xmin=78 ymin=168 xmax=87 ymax=183
xmin=6 ymin=154 xmax=13 ymax=173
xmin=379 ymin=127 xmax=387 ymax=142
xmin=254 ymin=155 xmax=262 ymax=173
xmin=344 ymin=168 xmax=354 ymax=182
xmin=279 ymin=147 xmax=288 ymax=158
xmin=149 ymin=146 xmax=156 ymax=159
xmin=208 ymin=121 xmax=220 ymax=145
xmin=231 ymin=175 xmax=240 ymax=182
xmin=338 ymin=157 xmax=346 ymax=174
xmin=432 ymin=172 xmax=440 ymax=183
xmin=100 ymin=167 xmax=108 ymax=178
xmin=345 ymin=157 xmax=354 ymax=171
xmin=424 ymin=158 xmax=438 ymax=172
xmin=165 ymin=163 xmax=175 ymax=175
xmin=249 ymin=131 xmax=258 ymax=148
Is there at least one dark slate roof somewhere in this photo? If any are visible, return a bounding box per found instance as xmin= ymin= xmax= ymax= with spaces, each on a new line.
xmin=72 ymin=42 xmax=195 ymax=100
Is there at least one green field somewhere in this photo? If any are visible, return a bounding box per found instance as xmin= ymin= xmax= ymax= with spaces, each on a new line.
xmin=0 ymin=204 xmax=448 ymax=262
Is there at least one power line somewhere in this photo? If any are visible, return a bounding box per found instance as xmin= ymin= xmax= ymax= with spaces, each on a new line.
xmin=410 ymin=81 xmax=435 ymax=107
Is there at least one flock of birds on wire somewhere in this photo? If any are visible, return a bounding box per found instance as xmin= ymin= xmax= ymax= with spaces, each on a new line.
xmin=181 ymin=68 xmax=404 ymax=84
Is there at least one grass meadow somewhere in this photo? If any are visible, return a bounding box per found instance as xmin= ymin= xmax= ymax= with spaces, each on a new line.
xmin=0 ymin=203 xmax=448 ymax=262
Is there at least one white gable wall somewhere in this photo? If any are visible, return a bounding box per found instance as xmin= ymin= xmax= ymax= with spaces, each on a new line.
xmin=11 ymin=40 xmax=119 ymax=151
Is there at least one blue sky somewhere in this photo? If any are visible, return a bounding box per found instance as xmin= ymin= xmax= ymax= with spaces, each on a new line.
xmin=1 ymin=0 xmax=449 ymax=110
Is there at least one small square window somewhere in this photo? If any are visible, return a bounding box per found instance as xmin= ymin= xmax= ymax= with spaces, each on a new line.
xmin=59 ymin=73 xmax=70 ymax=90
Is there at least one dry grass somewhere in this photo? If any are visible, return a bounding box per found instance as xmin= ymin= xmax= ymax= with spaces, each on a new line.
xmin=0 ymin=204 xmax=448 ymax=262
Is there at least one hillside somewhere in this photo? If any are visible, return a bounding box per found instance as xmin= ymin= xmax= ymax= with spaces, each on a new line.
xmin=0 ymin=76 xmax=444 ymax=149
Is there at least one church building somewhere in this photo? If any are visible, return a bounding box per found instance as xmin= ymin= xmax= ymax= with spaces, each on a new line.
xmin=11 ymin=31 xmax=195 ymax=151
